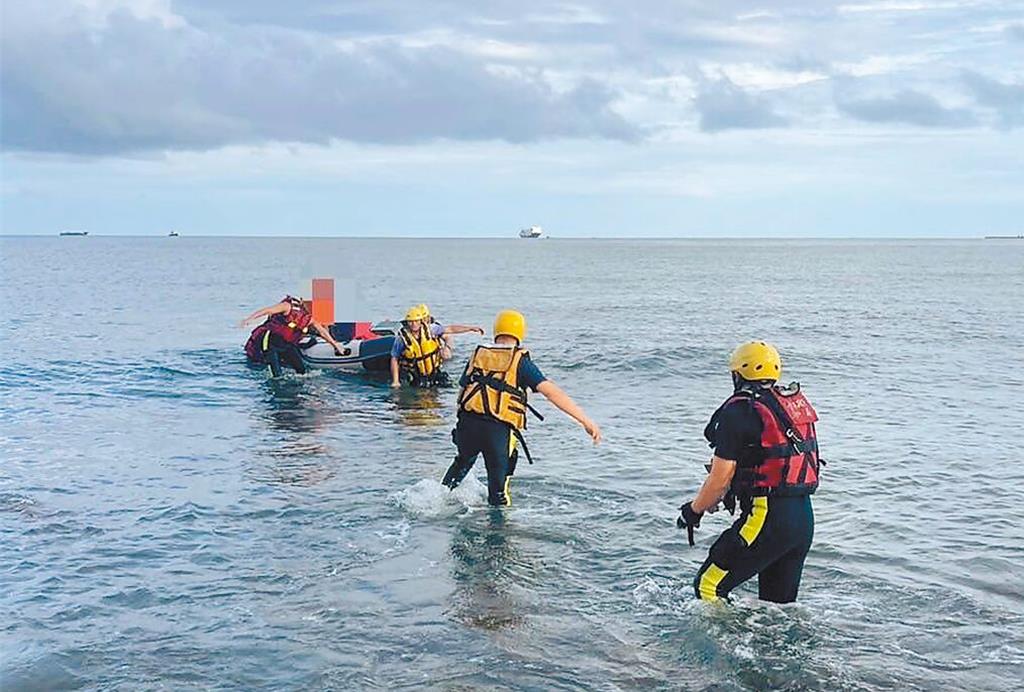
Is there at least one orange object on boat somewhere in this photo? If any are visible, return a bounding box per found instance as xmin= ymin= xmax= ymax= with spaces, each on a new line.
xmin=311 ymin=278 xmax=334 ymax=325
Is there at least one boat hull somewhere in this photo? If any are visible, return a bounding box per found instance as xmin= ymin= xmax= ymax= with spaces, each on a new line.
xmin=298 ymin=321 xmax=395 ymax=372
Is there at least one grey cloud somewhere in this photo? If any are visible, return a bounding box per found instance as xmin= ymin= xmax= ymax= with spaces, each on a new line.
xmin=693 ymin=78 xmax=788 ymax=133
xmin=0 ymin=7 xmax=639 ymax=155
xmin=835 ymin=89 xmax=976 ymax=127
xmin=963 ymin=71 xmax=1024 ymax=129
xmin=1006 ymin=24 xmax=1024 ymax=42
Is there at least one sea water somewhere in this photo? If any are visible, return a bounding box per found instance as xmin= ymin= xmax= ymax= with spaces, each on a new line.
xmin=2 ymin=237 xmax=1022 ymax=690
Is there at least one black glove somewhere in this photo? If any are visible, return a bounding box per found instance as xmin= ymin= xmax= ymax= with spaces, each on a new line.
xmin=676 ymin=502 xmax=703 ymax=546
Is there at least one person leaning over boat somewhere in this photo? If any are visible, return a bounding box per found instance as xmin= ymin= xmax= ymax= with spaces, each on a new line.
xmin=390 ymin=304 xmax=484 ymax=387
xmin=441 ymin=310 xmax=602 ymax=507
xmin=240 ymin=296 xmax=345 ymax=377
xmin=676 ymin=341 xmax=822 ymax=603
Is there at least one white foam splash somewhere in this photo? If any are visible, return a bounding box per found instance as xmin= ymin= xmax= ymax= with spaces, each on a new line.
xmin=632 ymin=576 xmax=666 ymax=610
xmin=392 ymin=474 xmax=488 ymax=517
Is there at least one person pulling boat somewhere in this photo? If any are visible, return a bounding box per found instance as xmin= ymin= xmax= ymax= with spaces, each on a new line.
xmin=390 ymin=304 xmax=484 ymax=388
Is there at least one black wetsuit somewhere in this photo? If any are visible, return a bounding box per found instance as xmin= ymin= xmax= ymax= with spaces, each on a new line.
xmin=263 ymin=332 xmax=306 ymax=377
xmin=693 ymin=395 xmax=816 ymax=603
xmin=441 ymin=355 xmax=546 ymax=506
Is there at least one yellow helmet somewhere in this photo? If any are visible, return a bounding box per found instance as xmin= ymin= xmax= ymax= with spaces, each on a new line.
xmin=729 ymin=341 xmax=782 ymax=382
xmin=419 ymin=304 xmax=432 ymax=319
xmin=404 ymin=304 xmax=429 ymax=322
xmin=493 ymin=310 xmax=526 ymax=344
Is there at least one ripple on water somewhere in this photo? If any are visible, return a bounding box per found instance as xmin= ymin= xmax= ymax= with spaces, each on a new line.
xmin=3 ymin=238 xmax=1024 ymax=690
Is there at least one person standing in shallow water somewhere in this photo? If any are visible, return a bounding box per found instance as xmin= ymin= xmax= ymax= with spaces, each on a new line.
xmin=241 ymin=296 xmax=345 ymax=377
xmin=441 ymin=310 xmax=602 ymax=507
xmin=389 ymin=304 xmax=484 ymax=388
xmin=677 ymin=341 xmax=822 ymax=603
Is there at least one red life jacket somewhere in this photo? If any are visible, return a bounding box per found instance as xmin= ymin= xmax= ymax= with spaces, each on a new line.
xmin=719 ymin=385 xmax=821 ymax=497
xmin=266 ymin=296 xmax=312 ymax=344
xmin=244 ymin=324 xmax=270 ymax=362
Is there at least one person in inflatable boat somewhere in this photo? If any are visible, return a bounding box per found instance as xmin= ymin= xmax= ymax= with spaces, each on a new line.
xmin=241 ymin=296 xmax=345 ymax=377
xmin=441 ymin=310 xmax=602 ymax=507
xmin=676 ymin=341 xmax=822 ymax=604
xmin=389 ymin=304 xmax=484 ymax=388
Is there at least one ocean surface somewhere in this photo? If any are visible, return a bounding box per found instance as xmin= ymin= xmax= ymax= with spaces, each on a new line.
xmin=2 ymin=236 xmax=1023 ymax=691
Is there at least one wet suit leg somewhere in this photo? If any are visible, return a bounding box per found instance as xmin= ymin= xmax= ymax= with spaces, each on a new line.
xmin=443 ymin=413 xmax=516 ymax=506
xmin=262 ymin=332 xmax=306 ymax=377
xmin=693 ymin=495 xmax=814 ymax=604
xmin=481 ymin=429 xmax=516 ymax=507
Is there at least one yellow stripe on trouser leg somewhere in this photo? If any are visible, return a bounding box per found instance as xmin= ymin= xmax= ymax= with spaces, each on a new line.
xmin=739 ymin=496 xmax=768 ymax=546
xmin=503 ymin=431 xmax=516 ymax=505
xmin=698 ymin=564 xmax=729 ymax=601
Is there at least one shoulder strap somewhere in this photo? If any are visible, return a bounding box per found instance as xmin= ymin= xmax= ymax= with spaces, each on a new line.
xmin=755 ymin=388 xmax=810 ymax=449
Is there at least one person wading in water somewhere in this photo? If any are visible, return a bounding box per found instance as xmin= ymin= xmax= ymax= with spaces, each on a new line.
xmin=677 ymin=341 xmax=822 ymax=603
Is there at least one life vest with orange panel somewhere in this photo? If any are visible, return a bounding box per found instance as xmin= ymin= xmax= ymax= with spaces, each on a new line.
xmin=706 ymin=384 xmax=821 ymax=497
xmin=266 ymin=296 xmax=313 ymax=344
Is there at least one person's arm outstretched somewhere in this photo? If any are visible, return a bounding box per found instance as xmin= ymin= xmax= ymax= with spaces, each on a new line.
xmin=443 ymin=324 xmax=485 ymax=336
xmin=239 ymin=301 xmax=289 ymax=328
xmin=536 ymin=380 xmax=602 ymax=444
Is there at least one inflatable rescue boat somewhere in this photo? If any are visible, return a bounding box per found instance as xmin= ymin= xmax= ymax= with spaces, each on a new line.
xmin=298 ymin=321 xmax=398 ymax=372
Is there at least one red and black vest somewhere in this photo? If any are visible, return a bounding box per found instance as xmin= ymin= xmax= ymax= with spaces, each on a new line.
xmin=709 ymin=385 xmax=821 ymax=497
xmin=266 ymin=296 xmax=312 ymax=344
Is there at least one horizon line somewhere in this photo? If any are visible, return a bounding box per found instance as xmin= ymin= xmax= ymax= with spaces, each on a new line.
xmin=0 ymin=233 xmax=1014 ymax=240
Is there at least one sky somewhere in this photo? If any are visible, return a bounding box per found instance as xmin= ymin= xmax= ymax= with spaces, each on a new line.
xmin=1 ymin=0 xmax=1022 ymax=237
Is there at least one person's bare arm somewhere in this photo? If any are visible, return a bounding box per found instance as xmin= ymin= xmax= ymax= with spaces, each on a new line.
xmin=311 ymin=321 xmax=343 ymax=352
xmin=390 ymin=356 xmax=401 ymax=387
xmin=239 ymin=302 xmax=289 ymax=328
xmin=536 ymin=380 xmax=602 ymax=444
xmin=442 ymin=324 xmax=485 ymax=336
xmin=690 ymin=456 xmax=737 ymax=513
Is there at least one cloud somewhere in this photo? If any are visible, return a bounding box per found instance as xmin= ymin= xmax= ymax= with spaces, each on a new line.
xmin=962 ymin=71 xmax=1024 ymax=129
xmin=835 ymin=88 xmax=977 ymax=127
xmin=2 ymin=0 xmax=1020 ymax=156
xmin=693 ymin=78 xmax=788 ymax=132
xmin=1006 ymin=23 xmax=1024 ymax=42
xmin=0 ymin=3 xmax=638 ymax=155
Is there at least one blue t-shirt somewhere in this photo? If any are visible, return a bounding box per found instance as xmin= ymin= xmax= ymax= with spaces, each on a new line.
xmin=516 ymin=355 xmax=547 ymax=392
xmin=391 ymin=323 xmax=446 ymax=359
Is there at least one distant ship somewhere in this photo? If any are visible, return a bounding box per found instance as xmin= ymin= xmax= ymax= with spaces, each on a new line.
xmin=168 ymin=231 xmax=180 ymax=237
xmin=519 ymin=225 xmax=543 ymax=239
xmin=59 ymin=230 xmax=88 ymax=236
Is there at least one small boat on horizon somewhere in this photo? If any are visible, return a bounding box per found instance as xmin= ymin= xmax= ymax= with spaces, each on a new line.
xmin=59 ymin=230 xmax=88 ymax=236
xmin=519 ymin=225 xmax=544 ymax=239
xmin=168 ymin=231 xmax=180 ymax=237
